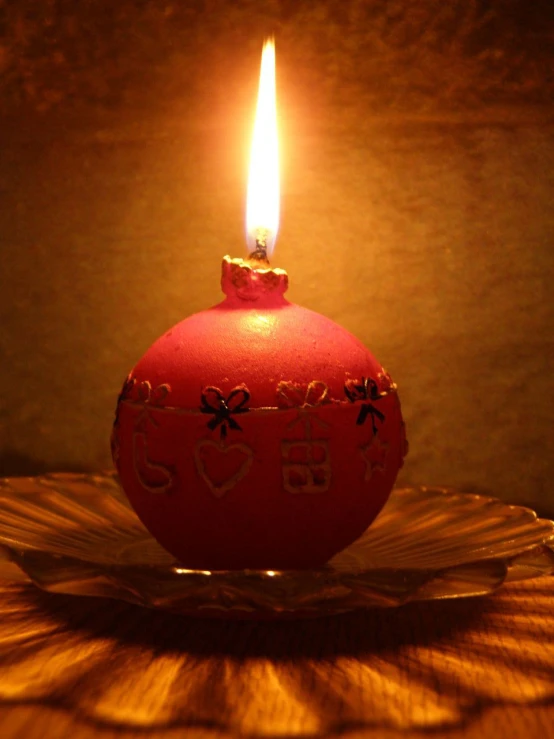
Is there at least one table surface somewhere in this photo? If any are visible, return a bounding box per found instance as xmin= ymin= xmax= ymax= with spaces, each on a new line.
xmin=0 ymin=575 xmax=553 ymax=739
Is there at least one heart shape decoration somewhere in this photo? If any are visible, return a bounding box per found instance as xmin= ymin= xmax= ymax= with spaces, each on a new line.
xmin=194 ymin=440 xmax=254 ymax=498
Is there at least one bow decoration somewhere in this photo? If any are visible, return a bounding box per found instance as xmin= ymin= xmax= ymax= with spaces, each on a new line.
xmin=200 ymin=386 xmax=250 ymax=439
xmin=134 ymin=381 xmax=171 ymax=432
xmin=137 ymin=381 xmax=170 ymax=405
xmin=344 ymin=377 xmax=386 ymax=435
xmin=276 ymin=381 xmax=329 ymax=409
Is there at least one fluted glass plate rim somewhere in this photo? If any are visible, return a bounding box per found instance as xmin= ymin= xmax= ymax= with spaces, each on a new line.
xmin=0 ymin=471 xmax=552 ymax=616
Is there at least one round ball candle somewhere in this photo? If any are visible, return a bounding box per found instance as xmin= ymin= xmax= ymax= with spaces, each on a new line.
xmin=112 ymin=257 xmax=407 ymax=569
xmin=110 ymin=40 xmax=408 ymax=570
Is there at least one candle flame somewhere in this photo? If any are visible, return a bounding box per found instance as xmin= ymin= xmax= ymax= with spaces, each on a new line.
xmin=246 ymin=38 xmax=279 ymax=259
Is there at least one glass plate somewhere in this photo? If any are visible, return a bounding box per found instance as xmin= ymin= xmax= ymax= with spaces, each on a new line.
xmin=0 ymin=472 xmax=552 ymax=617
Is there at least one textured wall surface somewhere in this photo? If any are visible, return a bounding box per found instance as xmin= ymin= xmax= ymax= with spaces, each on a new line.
xmin=1 ymin=103 xmax=553 ymax=514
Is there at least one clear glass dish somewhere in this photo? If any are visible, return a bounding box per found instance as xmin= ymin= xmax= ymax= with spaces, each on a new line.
xmin=0 ymin=472 xmax=552 ymax=617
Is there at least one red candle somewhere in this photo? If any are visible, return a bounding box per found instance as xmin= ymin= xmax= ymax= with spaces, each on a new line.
xmin=111 ymin=40 xmax=408 ymax=570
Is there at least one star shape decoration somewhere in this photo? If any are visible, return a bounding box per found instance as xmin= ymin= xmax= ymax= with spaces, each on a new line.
xmin=360 ymin=434 xmax=388 ymax=481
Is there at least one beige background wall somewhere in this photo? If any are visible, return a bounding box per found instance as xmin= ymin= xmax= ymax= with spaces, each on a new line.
xmin=1 ymin=1 xmax=553 ymax=516
xmin=1 ymin=108 xmax=553 ymax=516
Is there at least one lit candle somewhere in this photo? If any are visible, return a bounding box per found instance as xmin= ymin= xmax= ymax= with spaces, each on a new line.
xmin=111 ymin=40 xmax=407 ymax=570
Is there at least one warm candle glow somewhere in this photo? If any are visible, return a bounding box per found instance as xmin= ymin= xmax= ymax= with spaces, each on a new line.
xmin=246 ymin=38 xmax=279 ymax=258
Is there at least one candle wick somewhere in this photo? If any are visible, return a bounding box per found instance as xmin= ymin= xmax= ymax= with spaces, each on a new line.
xmin=248 ymin=228 xmax=270 ymax=265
